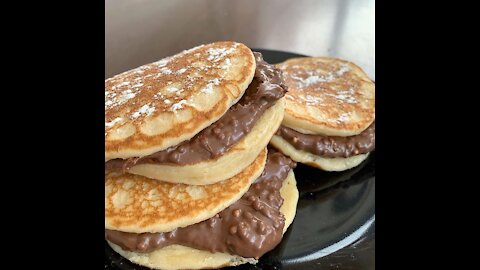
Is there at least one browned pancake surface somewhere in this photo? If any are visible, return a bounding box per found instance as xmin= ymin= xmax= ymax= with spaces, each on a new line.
xmin=277 ymin=57 xmax=375 ymax=136
xmin=105 ymin=148 xmax=267 ymax=233
xmin=106 ymin=41 xmax=255 ymax=160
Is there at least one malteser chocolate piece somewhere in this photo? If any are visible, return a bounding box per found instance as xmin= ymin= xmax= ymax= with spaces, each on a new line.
xmin=105 ymin=150 xmax=296 ymax=259
xmin=276 ymin=122 xmax=375 ymax=158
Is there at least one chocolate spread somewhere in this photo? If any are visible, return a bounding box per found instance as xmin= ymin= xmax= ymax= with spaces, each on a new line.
xmin=105 ymin=52 xmax=287 ymax=171
xmin=276 ymin=122 xmax=375 ymax=158
xmin=105 ymin=150 xmax=296 ymax=259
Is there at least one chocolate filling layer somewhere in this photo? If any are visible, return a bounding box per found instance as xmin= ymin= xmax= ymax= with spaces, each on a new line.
xmin=105 ymin=149 xmax=296 ymax=259
xmin=105 ymin=52 xmax=287 ymax=171
xmin=276 ymin=122 xmax=375 ymax=158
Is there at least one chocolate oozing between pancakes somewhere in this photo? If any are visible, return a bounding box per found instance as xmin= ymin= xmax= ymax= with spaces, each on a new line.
xmin=276 ymin=122 xmax=375 ymax=158
xmin=105 ymin=52 xmax=286 ymax=170
xmin=105 ymin=150 xmax=296 ymax=259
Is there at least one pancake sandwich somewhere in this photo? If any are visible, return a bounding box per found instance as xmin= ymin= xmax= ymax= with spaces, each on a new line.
xmin=271 ymin=57 xmax=375 ymax=171
xmin=105 ymin=149 xmax=298 ymax=270
xmin=105 ymin=41 xmax=286 ymax=185
xmin=105 ymin=41 xmax=299 ymax=269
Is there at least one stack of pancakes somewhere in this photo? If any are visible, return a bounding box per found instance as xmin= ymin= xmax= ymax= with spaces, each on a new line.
xmin=270 ymin=57 xmax=375 ymax=171
xmin=105 ymin=42 xmax=299 ymax=269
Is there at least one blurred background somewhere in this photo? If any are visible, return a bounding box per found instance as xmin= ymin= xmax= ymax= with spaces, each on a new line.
xmin=105 ymin=0 xmax=375 ymax=80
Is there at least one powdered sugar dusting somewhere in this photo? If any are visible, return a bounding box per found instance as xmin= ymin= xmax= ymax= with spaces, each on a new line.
xmin=220 ymin=58 xmax=232 ymax=69
xmin=324 ymin=73 xmax=335 ymax=81
xmin=166 ymin=86 xmax=181 ymax=92
xmin=201 ymin=78 xmax=221 ymax=94
xmin=292 ymin=64 xmax=351 ymax=87
xmin=335 ymin=112 xmax=352 ymax=123
xmin=286 ymin=62 xmax=359 ymax=106
xmin=131 ymin=104 xmax=156 ymax=119
xmin=105 ymin=70 xmax=154 ymax=110
xmin=156 ymin=57 xmax=171 ymax=68
xmin=171 ymin=100 xmax=187 ymax=112
xmin=153 ymin=92 xmax=165 ymax=100
xmin=130 ymin=65 xmax=148 ymax=74
xmin=175 ymin=89 xmax=184 ymax=96
xmin=300 ymin=94 xmax=324 ymax=105
xmin=117 ymin=81 xmax=130 ymax=87
xmin=106 ymin=42 xmax=243 ymax=125
xmin=207 ymin=45 xmax=237 ymax=63
xmin=201 ymin=83 xmax=214 ymax=94
xmin=105 ymin=117 xmax=123 ymax=128
xmin=105 ymin=89 xmax=136 ymax=109
xmin=105 ymin=100 xmax=113 ymax=107
xmin=324 ymin=87 xmax=357 ymax=104
xmin=176 ymin=68 xmax=187 ymax=74
xmin=121 ymin=89 xmax=136 ymax=100
xmin=303 ymin=75 xmax=327 ymax=85
xmin=336 ymin=64 xmax=350 ymax=76
xmin=160 ymin=67 xmax=172 ymax=75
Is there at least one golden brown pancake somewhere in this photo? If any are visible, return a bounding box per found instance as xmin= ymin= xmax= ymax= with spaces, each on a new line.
xmin=107 ymin=171 xmax=298 ymax=270
xmin=105 ymin=148 xmax=267 ymax=233
xmin=106 ymin=44 xmax=287 ymax=185
xmin=105 ymin=43 xmax=295 ymax=269
xmin=270 ymin=134 xmax=369 ymax=171
xmin=105 ymin=42 xmax=255 ymax=160
xmin=128 ymin=98 xmax=285 ymax=185
xmin=276 ymin=57 xmax=375 ymax=137
xmin=272 ymin=57 xmax=375 ymax=171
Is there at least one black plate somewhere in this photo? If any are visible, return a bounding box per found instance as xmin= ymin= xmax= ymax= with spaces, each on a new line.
xmin=105 ymin=49 xmax=375 ymax=270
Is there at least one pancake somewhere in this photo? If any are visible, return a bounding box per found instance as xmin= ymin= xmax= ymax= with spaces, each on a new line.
xmin=105 ymin=148 xmax=267 ymax=233
xmin=276 ymin=57 xmax=375 ymax=136
xmin=105 ymin=41 xmax=256 ymax=160
xmin=280 ymin=171 xmax=299 ymax=230
xmin=105 ymin=49 xmax=287 ymax=185
xmin=128 ymin=98 xmax=285 ymax=185
xmin=272 ymin=57 xmax=375 ymax=171
xmin=104 ymin=42 xmax=294 ymax=268
xmin=107 ymin=171 xmax=298 ymax=270
xmin=270 ymin=134 xmax=369 ymax=171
